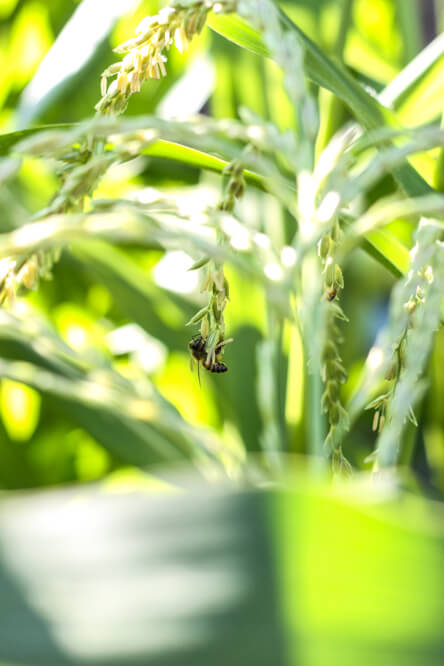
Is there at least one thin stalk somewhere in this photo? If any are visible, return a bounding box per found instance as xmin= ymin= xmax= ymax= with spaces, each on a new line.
xmin=300 ymin=253 xmax=327 ymax=472
xmin=272 ymin=311 xmax=286 ymax=451
xmin=314 ymin=0 xmax=352 ymax=160
xmin=335 ymin=0 xmax=354 ymax=58
xmin=256 ymin=310 xmax=286 ymax=470
xmin=434 ymin=104 xmax=444 ymax=192
xmin=307 ymin=329 xmax=326 ymax=471
xmin=395 ymin=0 xmax=422 ymax=64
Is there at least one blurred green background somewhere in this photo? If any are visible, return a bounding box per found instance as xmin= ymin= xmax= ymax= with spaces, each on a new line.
xmin=0 ymin=0 xmax=444 ymax=493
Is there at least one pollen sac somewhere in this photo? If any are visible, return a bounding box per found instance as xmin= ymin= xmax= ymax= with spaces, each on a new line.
xmin=318 ymin=235 xmax=331 ymax=260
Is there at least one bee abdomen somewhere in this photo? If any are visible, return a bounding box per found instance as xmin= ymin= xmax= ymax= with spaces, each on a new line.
xmin=211 ymin=362 xmax=228 ymax=373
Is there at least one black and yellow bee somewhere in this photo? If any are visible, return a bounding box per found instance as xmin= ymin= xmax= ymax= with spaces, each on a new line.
xmin=326 ymin=288 xmax=337 ymax=302
xmin=189 ymin=335 xmax=233 ymax=382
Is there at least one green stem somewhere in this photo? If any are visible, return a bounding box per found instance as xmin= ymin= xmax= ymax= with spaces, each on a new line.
xmin=395 ymin=0 xmax=422 ymax=64
xmin=300 ymin=254 xmax=327 ymax=472
xmin=335 ymin=0 xmax=354 ymax=58
xmin=260 ymin=296 xmax=286 ymax=467
xmin=314 ymin=0 xmax=352 ymax=159
xmin=434 ymin=104 xmax=444 ymax=192
xmin=274 ymin=314 xmax=286 ymax=451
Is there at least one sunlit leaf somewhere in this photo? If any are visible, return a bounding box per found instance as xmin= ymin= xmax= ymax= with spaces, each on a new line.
xmin=17 ymin=0 xmax=140 ymax=127
xmin=0 ymin=379 xmax=40 ymax=441
xmin=207 ymin=13 xmax=270 ymax=57
xmin=362 ymin=228 xmax=410 ymax=277
xmin=0 ymin=478 xmax=443 ymax=664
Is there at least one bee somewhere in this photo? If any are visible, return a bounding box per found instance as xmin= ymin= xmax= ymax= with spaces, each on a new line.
xmin=326 ymin=288 xmax=337 ymax=302
xmin=189 ymin=335 xmax=233 ymax=382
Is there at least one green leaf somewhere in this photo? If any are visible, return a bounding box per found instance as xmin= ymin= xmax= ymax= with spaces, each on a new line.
xmin=361 ymin=229 xmax=410 ymax=277
xmin=0 ymin=124 xmax=74 ymax=157
xmin=209 ymin=10 xmax=386 ymax=130
xmin=341 ymin=211 xmax=411 ymax=278
xmin=209 ymin=8 xmax=432 ymax=197
xmin=0 ymin=478 xmax=444 ymax=664
xmin=0 ymin=354 xmax=186 ymax=468
xmin=207 ymin=6 xmax=444 ymax=276
xmin=17 ymin=0 xmax=140 ymax=127
xmin=0 ymin=123 xmax=412 ymax=279
xmin=275 ymin=484 xmax=444 ymax=666
xmin=0 ymin=481 xmax=284 ymax=666
xmin=0 ymin=310 xmax=223 ymax=468
xmin=143 ymin=139 xmax=266 ymax=189
xmin=394 ymin=0 xmax=422 ymax=65
xmin=70 ymin=240 xmax=195 ymax=352
xmin=207 ymin=13 xmax=270 ymax=58
xmin=380 ymin=33 xmax=444 ymax=125
xmin=0 ymin=125 xmax=268 ymax=191
xmin=0 ymin=379 xmax=40 ymax=441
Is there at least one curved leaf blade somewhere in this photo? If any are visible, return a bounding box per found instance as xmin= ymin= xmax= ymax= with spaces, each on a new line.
xmin=17 ymin=0 xmax=140 ymax=127
xmin=207 ymin=13 xmax=270 ymax=58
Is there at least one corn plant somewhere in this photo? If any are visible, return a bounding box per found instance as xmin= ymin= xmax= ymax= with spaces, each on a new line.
xmin=2 ymin=3 xmax=444 ymax=666
xmin=1 ymin=0 xmax=444 ymax=484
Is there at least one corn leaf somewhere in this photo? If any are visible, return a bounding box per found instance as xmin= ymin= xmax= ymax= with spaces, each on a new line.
xmin=0 ymin=479 xmax=443 ymax=664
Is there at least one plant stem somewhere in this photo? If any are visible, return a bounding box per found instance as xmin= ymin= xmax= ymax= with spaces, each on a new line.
xmin=300 ymin=253 xmax=327 ymax=472
xmin=395 ymin=0 xmax=422 ymax=63
xmin=335 ymin=0 xmax=353 ymax=58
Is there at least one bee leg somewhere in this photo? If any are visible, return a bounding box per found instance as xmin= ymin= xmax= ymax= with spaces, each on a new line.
xmin=205 ymin=347 xmax=215 ymax=370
